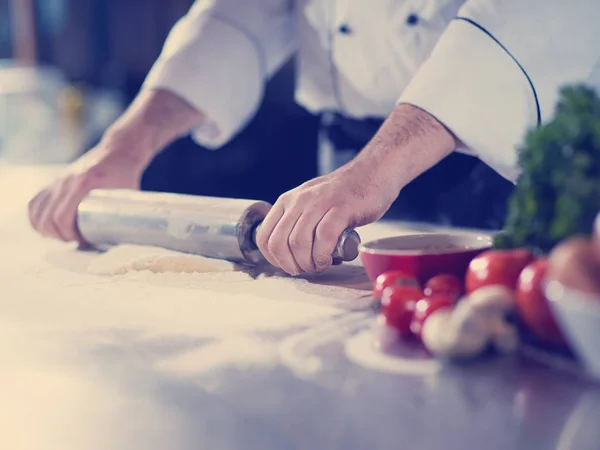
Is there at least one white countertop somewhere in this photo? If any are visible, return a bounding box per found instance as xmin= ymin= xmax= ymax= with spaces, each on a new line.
xmin=3 ymin=164 xmax=599 ymax=450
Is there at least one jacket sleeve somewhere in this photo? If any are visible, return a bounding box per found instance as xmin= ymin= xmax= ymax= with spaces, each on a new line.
xmin=397 ymin=0 xmax=600 ymax=182
xmin=143 ymin=0 xmax=296 ymax=148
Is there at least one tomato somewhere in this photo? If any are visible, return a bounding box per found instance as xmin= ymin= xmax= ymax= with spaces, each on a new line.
xmin=465 ymin=249 xmax=535 ymax=294
xmin=373 ymin=270 xmax=420 ymax=300
xmin=516 ymin=259 xmax=568 ymax=347
xmin=424 ymin=274 xmax=463 ymax=301
xmin=410 ymin=293 xmax=454 ymax=338
xmin=381 ymin=285 xmax=423 ymax=336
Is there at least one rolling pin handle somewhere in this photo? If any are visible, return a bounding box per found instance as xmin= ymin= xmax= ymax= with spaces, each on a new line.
xmin=333 ymin=228 xmax=361 ymax=263
xmin=251 ymin=224 xmax=360 ymax=264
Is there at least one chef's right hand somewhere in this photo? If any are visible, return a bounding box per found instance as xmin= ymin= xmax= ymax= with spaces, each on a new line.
xmin=28 ymin=135 xmax=149 ymax=243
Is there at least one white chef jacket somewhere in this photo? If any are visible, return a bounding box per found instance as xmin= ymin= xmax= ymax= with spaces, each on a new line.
xmin=143 ymin=0 xmax=600 ymax=182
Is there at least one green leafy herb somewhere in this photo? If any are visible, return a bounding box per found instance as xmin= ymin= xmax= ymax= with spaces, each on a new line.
xmin=494 ymin=85 xmax=600 ymax=255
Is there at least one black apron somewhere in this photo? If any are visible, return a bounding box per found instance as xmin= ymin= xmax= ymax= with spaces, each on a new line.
xmin=319 ymin=113 xmax=514 ymax=230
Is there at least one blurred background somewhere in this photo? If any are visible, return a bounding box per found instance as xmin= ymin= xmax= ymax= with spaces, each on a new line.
xmin=0 ymin=0 xmax=319 ymax=204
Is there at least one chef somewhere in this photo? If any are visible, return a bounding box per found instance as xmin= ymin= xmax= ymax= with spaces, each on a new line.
xmin=28 ymin=0 xmax=600 ymax=276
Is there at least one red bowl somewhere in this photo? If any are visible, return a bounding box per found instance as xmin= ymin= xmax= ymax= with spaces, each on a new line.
xmin=359 ymin=233 xmax=493 ymax=285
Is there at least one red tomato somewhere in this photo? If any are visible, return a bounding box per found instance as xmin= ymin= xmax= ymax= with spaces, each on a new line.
xmin=373 ymin=270 xmax=420 ymax=300
xmin=410 ymin=294 xmax=455 ymax=337
xmin=424 ymin=274 xmax=463 ymax=301
xmin=516 ymin=259 xmax=568 ymax=347
xmin=466 ymin=249 xmax=535 ymax=294
xmin=381 ymin=285 xmax=423 ymax=336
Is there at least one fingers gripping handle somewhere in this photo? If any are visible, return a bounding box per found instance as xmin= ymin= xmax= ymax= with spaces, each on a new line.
xmin=251 ymin=225 xmax=361 ymax=264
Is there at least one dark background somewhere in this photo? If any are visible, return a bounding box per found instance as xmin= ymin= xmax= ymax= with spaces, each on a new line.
xmin=1 ymin=0 xmax=319 ymax=204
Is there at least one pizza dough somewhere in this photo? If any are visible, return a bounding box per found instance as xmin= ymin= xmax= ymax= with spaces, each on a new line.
xmin=87 ymin=244 xmax=236 ymax=275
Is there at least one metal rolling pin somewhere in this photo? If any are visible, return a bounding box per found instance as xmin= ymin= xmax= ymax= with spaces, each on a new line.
xmin=77 ymin=189 xmax=361 ymax=266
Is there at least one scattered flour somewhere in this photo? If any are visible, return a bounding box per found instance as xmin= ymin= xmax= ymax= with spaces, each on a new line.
xmin=345 ymin=330 xmax=442 ymax=376
xmin=87 ymin=244 xmax=237 ymax=275
xmin=155 ymin=336 xmax=279 ymax=376
xmin=279 ymin=313 xmax=370 ymax=378
xmin=85 ymin=244 xmax=374 ymax=309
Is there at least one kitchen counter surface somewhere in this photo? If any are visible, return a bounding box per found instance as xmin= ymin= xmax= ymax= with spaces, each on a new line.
xmin=1 ymin=164 xmax=599 ymax=450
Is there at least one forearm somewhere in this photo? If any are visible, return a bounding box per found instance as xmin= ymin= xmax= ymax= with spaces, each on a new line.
xmin=103 ymin=88 xmax=205 ymax=166
xmin=357 ymin=103 xmax=458 ymax=196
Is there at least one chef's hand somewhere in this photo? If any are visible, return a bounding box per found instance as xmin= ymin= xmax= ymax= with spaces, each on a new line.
xmin=28 ymin=89 xmax=204 ymax=243
xmin=255 ymin=103 xmax=458 ymax=275
xmin=28 ymin=135 xmax=149 ymax=242
xmin=255 ymin=160 xmax=396 ymax=275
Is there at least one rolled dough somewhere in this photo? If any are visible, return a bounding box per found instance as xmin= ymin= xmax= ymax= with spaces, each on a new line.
xmin=87 ymin=244 xmax=237 ymax=275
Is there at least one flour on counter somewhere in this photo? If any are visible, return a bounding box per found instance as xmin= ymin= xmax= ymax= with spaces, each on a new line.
xmin=279 ymin=312 xmax=370 ymax=378
xmin=345 ymin=331 xmax=442 ymax=376
xmin=87 ymin=244 xmax=237 ymax=275
xmin=156 ymin=336 xmax=279 ymax=376
xmin=85 ymin=244 xmax=374 ymax=309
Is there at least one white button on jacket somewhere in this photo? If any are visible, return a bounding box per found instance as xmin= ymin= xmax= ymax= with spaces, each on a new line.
xmin=143 ymin=0 xmax=600 ymax=182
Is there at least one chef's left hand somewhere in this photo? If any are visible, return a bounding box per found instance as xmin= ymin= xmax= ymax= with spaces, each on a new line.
xmin=255 ymin=158 xmax=397 ymax=275
xmin=255 ymin=103 xmax=458 ymax=275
